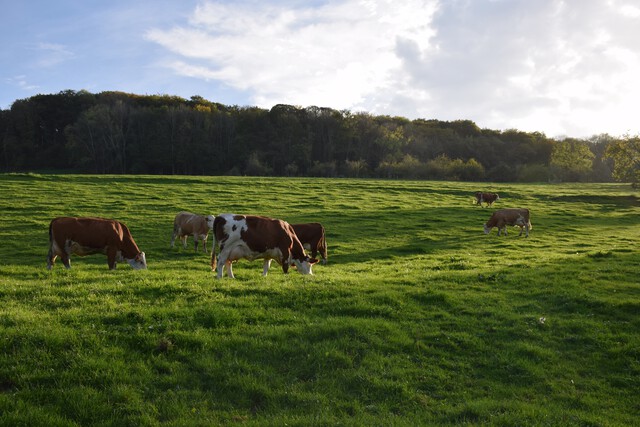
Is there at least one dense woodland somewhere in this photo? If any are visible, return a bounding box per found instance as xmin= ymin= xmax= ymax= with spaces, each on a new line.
xmin=1 ymin=89 xmax=637 ymax=183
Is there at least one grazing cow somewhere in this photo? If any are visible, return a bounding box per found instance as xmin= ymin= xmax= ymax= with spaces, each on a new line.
xmin=483 ymin=208 xmax=532 ymax=237
xmin=291 ymin=222 xmax=328 ymax=265
xmin=474 ymin=192 xmax=500 ymax=207
xmin=171 ymin=211 xmax=215 ymax=252
xmin=211 ymin=213 xmax=318 ymax=278
xmin=47 ymin=217 xmax=147 ymax=270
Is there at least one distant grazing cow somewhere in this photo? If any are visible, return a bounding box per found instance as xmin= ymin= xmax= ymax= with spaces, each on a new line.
xmin=47 ymin=217 xmax=147 ymax=270
xmin=291 ymin=222 xmax=328 ymax=265
xmin=211 ymin=213 xmax=318 ymax=278
xmin=483 ymin=208 xmax=532 ymax=237
xmin=171 ymin=211 xmax=215 ymax=252
xmin=475 ymin=192 xmax=500 ymax=207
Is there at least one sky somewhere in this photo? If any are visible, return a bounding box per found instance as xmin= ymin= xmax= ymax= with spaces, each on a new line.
xmin=2 ymin=0 xmax=640 ymax=139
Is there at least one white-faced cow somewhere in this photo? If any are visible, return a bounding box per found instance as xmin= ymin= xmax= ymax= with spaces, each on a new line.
xmin=171 ymin=211 xmax=215 ymax=253
xmin=210 ymin=213 xmax=318 ymax=278
xmin=483 ymin=208 xmax=532 ymax=237
xmin=291 ymin=222 xmax=328 ymax=265
xmin=47 ymin=217 xmax=147 ymax=270
xmin=474 ymin=192 xmax=500 ymax=207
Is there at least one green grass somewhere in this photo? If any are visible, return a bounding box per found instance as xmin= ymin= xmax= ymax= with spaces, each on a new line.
xmin=0 ymin=174 xmax=638 ymax=425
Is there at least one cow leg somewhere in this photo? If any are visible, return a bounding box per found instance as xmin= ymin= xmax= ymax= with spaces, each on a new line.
xmin=225 ymin=260 xmax=235 ymax=279
xmin=107 ymin=247 xmax=118 ymax=269
xmin=216 ymin=253 xmax=231 ymax=278
xmin=170 ymin=232 xmax=177 ymax=248
xmin=202 ymin=236 xmax=208 ymax=253
xmin=47 ymin=248 xmax=56 ymax=270
xmin=61 ymin=254 xmax=71 ymax=269
xmin=181 ymin=236 xmax=188 ymax=249
xmin=262 ymin=259 xmax=272 ymax=276
xmin=193 ymin=235 xmax=199 ymax=252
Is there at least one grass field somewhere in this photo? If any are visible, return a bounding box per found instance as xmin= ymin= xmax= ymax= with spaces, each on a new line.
xmin=0 ymin=174 xmax=638 ymax=426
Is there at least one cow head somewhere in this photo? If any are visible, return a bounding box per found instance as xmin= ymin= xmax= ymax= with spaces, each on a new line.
xmin=205 ymin=215 xmax=215 ymax=230
xmin=127 ymin=252 xmax=147 ymax=269
xmin=291 ymin=256 xmax=319 ymax=274
xmin=483 ymin=224 xmax=491 ymax=234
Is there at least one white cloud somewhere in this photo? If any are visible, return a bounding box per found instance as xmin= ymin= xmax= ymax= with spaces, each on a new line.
xmin=33 ymin=42 xmax=75 ymax=67
xmin=6 ymin=76 xmax=39 ymax=92
xmin=145 ymin=0 xmax=640 ymax=137
xmin=146 ymin=0 xmax=438 ymax=109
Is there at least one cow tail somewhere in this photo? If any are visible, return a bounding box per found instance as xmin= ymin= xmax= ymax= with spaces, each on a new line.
xmin=210 ymin=235 xmax=217 ymax=271
xmin=210 ymin=221 xmax=217 ymax=271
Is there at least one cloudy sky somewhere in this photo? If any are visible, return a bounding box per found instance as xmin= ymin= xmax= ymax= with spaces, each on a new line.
xmin=2 ymin=0 xmax=639 ymax=138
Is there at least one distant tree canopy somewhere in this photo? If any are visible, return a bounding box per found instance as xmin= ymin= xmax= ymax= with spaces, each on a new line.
xmin=0 ymin=89 xmax=633 ymax=183
xmin=605 ymin=135 xmax=640 ymax=188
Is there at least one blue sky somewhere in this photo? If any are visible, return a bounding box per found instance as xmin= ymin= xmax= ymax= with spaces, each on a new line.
xmin=2 ymin=0 xmax=640 ymax=138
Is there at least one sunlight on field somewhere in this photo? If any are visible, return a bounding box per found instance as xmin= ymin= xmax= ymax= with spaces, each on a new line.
xmin=0 ymin=174 xmax=638 ymax=425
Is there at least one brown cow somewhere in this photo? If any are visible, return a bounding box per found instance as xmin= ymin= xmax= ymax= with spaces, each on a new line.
xmin=291 ymin=222 xmax=328 ymax=265
xmin=483 ymin=208 xmax=532 ymax=237
xmin=474 ymin=192 xmax=500 ymax=207
xmin=170 ymin=211 xmax=215 ymax=252
xmin=47 ymin=217 xmax=147 ymax=270
xmin=211 ymin=213 xmax=318 ymax=278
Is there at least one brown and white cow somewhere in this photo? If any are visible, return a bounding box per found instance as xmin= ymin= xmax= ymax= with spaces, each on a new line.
xmin=291 ymin=222 xmax=328 ymax=265
xmin=483 ymin=208 xmax=532 ymax=237
xmin=210 ymin=213 xmax=318 ymax=278
xmin=474 ymin=192 xmax=500 ymax=207
xmin=171 ymin=211 xmax=215 ymax=253
xmin=47 ymin=217 xmax=147 ymax=270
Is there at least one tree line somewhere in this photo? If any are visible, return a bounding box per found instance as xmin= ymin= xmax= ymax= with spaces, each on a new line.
xmin=1 ymin=90 xmax=638 ymax=185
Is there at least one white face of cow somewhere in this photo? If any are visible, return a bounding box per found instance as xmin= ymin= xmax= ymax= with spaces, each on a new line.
xmin=483 ymin=224 xmax=491 ymax=234
xmin=205 ymin=215 xmax=215 ymax=230
xmin=292 ymin=257 xmax=317 ymax=275
xmin=127 ymin=252 xmax=147 ymax=269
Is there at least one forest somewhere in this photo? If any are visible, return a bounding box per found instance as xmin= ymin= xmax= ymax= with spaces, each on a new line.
xmin=1 ymin=89 xmax=637 ymax=183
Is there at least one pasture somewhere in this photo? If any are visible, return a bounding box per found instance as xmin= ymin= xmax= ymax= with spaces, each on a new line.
xmin=0 ymin=174 xmax=638 ymax=426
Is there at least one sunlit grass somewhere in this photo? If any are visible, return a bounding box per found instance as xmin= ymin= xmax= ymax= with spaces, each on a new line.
xmin=0 ymin=174 xmax=638 ymax=425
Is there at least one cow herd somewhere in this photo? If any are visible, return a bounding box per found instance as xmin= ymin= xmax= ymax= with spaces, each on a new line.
xmin=45 ymin=191 xmax=531 ymax=275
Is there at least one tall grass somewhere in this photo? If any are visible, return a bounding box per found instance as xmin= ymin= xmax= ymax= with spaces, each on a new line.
xmin=0 ymin=174 xmax=638 ymax=425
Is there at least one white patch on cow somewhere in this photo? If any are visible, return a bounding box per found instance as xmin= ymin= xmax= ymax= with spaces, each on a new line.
xmin=292 ymin=258 xmax=314 ymax=275
xmin=221 ymin=214 xmax=248 ymax=242
xmin=126 ymin=252 xmax=147 ymax=269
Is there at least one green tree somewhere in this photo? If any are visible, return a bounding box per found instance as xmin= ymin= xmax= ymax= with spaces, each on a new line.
xmin=550 ymin=139 xmax=594 ymax=181
xmin=605 ymin=135 xmax=640 ymax=187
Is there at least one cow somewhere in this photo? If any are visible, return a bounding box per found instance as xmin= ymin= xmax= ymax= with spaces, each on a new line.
xmin=291 ymin=222 xmax=328 ymax=265
xmin=210 ymin=213 xmax=318 ymax=278
xmin=483 ymin=208 xmax=532 ymax=237
xmin=170 ymin=211 xmax=215 ymax=253
xmin=474 ymin=192 xmax=500 ymax=207
xmin=47 ymin=217 xmax=147 ymax=270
